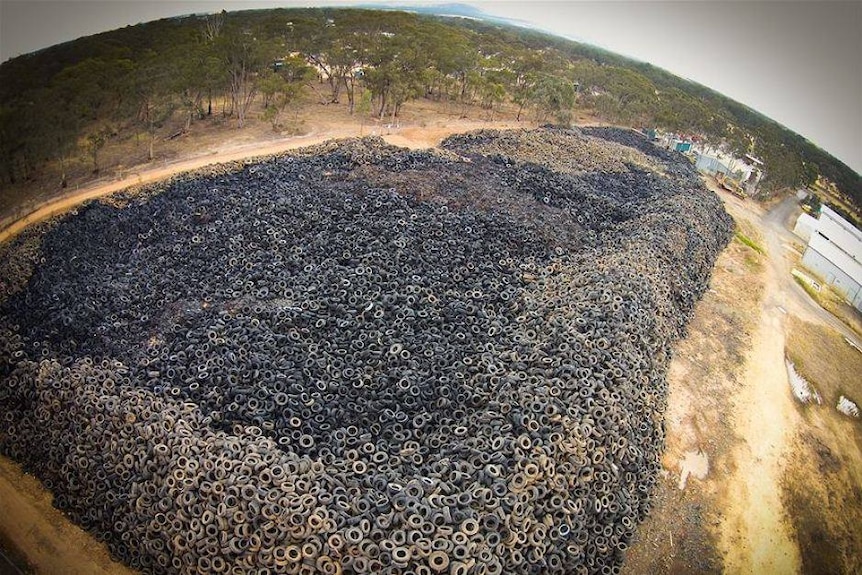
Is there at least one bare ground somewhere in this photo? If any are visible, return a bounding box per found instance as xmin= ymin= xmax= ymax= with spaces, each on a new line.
xmin=625 ymin=181 xmax=862 ymax=575
xmin=0 ymin=458 xmax=135 ymax=575
xmin=622 ymin=208 xmax=767 ymax=575
xmin=783 ymin=317 xmax=862 ymax=575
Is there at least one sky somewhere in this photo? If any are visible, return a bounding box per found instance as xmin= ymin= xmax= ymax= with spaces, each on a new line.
xmin=1 ymin=1 xmax=860 ymax=174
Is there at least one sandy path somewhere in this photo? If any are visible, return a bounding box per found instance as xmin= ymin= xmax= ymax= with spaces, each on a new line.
xmin=713 ymin=189 xmax=806 ymax=573
xmin=0 ymin=458 xmax=135 ymax=575
xmin=717 ymin=308 xmax=802 ymax=573
xmin=0 ymin=119 xmax=522 ymax=245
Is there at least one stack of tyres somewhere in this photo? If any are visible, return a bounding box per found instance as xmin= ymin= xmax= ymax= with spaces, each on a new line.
xmin=0 ymin=128 xmax=732 ymax=575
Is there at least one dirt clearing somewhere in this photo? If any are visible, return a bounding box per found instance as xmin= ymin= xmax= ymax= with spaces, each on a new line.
xmin=783 ymin=316 xmax=862 ymax=575
xmin=0 ymin=458 xmax=134 ymax=575
xmin=625 ymin=184 xmax=861 ymax=575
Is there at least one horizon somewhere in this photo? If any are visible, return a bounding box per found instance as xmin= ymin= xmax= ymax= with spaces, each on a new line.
xmin=1 ymin=1 xmax=859 ymax=176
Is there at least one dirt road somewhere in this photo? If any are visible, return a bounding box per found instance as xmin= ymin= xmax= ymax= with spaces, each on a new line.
xmin=0 ymin=118 xmax=522 ymax=245
xmin=710 ymin=189 xmax=804 ymax=572
xmin=625 ymin=182 xmax=861 ymax=575
xmin=762 ymin=195 xmax=862 ymax=346
xmin=716 ymin=276 xmax=802 ymax=573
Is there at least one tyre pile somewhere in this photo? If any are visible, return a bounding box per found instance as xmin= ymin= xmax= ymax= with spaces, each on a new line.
xmin=0 ymin=127 xmax=732 ymax=575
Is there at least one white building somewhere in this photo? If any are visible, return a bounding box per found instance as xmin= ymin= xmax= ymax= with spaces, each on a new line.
xmin=793 ymin=212 xmax=819 ymax=242
xmin=798 ymin=205 xmax=862 ymax=310
xmin=693 ymin=148 xmax=763 ymax=194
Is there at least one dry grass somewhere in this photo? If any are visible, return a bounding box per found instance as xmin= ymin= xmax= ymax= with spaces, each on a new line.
xmin=786 ymin=316 xmax=862 ymax=407
xmin=788 ymin=243 xmax=862 ymax=337
xmin=817 ymin=290 xmax=862 ymax=337
xmin=793 ymin=275 xmax=822 ymax=301
xmin=783 ymin=316 xmax=862 ymax=575
xmin=733 ymin=230 xmax=764 ymax=255
xmin=792 ymin=275 xmax=862 ymax=337
xmin=732 ymin=220 xmax=765 ymax=272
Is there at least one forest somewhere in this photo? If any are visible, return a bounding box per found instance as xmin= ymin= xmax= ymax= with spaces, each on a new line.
xmin=0 ymin=7 xmax=859 ymax=208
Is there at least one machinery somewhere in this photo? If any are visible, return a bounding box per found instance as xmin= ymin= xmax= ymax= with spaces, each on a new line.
xmin=716 ymin=172 xmax=746 ymax=198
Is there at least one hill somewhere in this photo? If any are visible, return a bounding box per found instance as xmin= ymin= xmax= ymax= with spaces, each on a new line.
xmin=0 ymin=7 xmax=859 ymax=215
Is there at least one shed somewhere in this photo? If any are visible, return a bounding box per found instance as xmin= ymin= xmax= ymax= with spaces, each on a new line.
xmin=793 ymin=212 xmax=818 ymax=242
xmin=800 ymin=206 xmax=862 ymax=310
xmin=695 ymin=153 xmax=729 ymax=176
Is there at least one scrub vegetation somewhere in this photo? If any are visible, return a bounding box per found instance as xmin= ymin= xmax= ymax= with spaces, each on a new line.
xmin=0 ymin=7 xmax=859 ymax=216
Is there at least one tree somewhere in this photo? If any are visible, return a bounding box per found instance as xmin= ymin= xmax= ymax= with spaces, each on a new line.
xmin=85 ymin=126 xmax=113 ymax=174
xmin=217 ymin=22 xmax=276 ymax=128
xmin=202 ymin=10 xmax=225 ymax=43
xmin=259 ymin=70 xmax=285 ymax=110
xmin=128 ymin=52 xmax=176 ymax=160
xmin=198 ymin=13 xmax=226 ymax=116
xmin=289 ymin=15 xmax=340 ymax=103
xmin=289 ymin=13 xmax=371 ymax=110
xmin=508 ymin=51 xmax=547 ymax=121
xmin=801 ymin=161 xmax=820 ymax=188
xmin=260 ymin=57 xmax=313 ymax=130
xmin=170 ymin=40 xmax=223 ymax=125
xmin=53 ymin=57 xmax=134 ymax=122
xmin=0 ymin=105 xmax=19 ymax=184
xmin=424 ymin=26 xmax=476 ymax=107
xmin=356 ymin=88 xmax=372 ymax=135
xmin=364 ymin=27 xmax=428 ymax=120
xmin=530 ymin=75 xmax=576 ymax=125
xmin=476 ymin=77 xmax=506 ymax=119
xmin=44 ymin=56 xmax=132 ymax=181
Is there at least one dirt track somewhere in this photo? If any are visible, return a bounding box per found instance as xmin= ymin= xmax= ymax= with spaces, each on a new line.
xmin=0 ymin=118 xmax=523 ymax=245
xmin=625 ymin=181 xmax=861 ymax=574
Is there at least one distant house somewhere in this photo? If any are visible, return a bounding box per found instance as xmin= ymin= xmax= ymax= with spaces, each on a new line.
xmin=695 ymin=153 xmax=729 ymax=176
xmin=798 ymin=205 xmax=862 ymax=310
xmin=693 ymin=150 xmax=763 ymax=195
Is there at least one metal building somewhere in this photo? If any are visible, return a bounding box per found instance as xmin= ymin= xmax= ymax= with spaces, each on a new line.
xmin=800 ymin=205 xmax=862 ymax=311
xmin=793 ymin=212 xmax=818 ymax=242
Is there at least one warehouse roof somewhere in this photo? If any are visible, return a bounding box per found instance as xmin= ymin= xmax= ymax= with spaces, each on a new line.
xmin=818 ymin=206 xmax=862 ymax=254
xmin=808 ymin=230 xmax=862 ymax=286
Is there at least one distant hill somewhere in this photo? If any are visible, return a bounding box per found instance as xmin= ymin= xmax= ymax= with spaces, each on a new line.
xmin=0 ymin=7 xmax=858 ymax=211
xmin=361 ymin=3 xmax=489 ymax=18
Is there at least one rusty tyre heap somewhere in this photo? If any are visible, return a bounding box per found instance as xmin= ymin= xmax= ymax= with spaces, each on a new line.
xmin=0 ymin=128 xmax=732 ymax=575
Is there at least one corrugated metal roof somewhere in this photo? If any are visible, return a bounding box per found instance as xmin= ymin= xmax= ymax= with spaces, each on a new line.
xmin=820 ymin=206 xmax=862 ymax=248
xmin=794 ymin=213 xmax=818 ymax=241
xmin=808 ymin=231 xmax=862 ymax=286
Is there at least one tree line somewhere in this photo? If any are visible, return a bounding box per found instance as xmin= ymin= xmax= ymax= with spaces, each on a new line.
xmin=0 ymin=7 xmax=858 ymax=206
